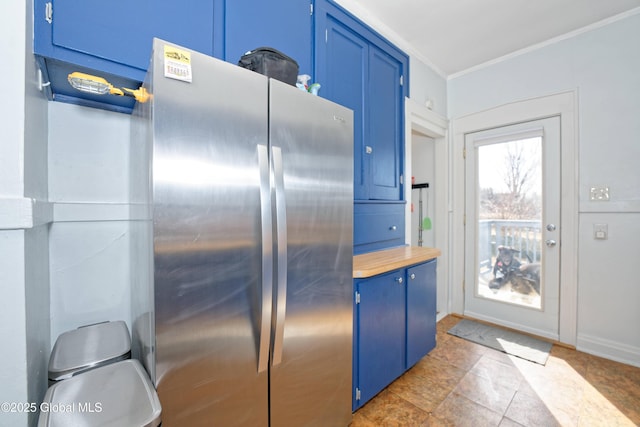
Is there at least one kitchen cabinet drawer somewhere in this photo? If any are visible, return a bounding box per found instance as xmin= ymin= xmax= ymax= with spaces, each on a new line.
xmin=354 ymin=202 xmax=405 ymax=254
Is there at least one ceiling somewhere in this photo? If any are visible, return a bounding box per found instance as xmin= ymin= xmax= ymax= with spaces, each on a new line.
xmin=336 ymin=0 xmax=640 ymax=77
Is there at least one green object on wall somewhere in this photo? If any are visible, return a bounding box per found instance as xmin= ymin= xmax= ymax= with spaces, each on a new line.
xmin=422 ymin=216 xmax=432 ymax=230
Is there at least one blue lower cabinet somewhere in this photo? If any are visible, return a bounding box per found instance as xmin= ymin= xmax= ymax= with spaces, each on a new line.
xmin=406 ymin=260 xmax=437 ymax=368
xmin=353 ymin=259 xmax=437 ymax=411
xmin=354 ymin=271 xmax=405 ymax=410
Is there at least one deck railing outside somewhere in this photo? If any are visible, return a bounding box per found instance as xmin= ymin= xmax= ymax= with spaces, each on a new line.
xmin=478 ymin=219 xmax=542 ymax=272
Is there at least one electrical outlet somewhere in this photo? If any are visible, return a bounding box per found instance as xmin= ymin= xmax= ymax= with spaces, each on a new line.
xmin=590 ymin=186 xmax=610 ymax=201
xmin=593 ymin=223 xmax=608 ymax=240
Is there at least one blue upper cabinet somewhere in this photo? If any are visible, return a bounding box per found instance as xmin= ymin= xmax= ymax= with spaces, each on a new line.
xmin=314 ymin=0 xmax=408 ymax=201
xmin=369 ymin=45 xmax=403 ymax=200
xmin=316 ymin=14 xmax=368 ymax=199
xmin=34 ymin=0 xmax=223 ymax=113
xmin=224 ymin=0 xmax=312 ymax=75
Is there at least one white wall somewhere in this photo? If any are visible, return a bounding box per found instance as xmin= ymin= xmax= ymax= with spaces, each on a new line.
xmin=48 ymin=102 xmax=133 ymax=343
xmin=0 ymin=1 xmax=50 ymax=426
xmin=410 ymin=58 xmax=447 ymax=117
xmin=448 ymin=12 xmax=640 ymax=366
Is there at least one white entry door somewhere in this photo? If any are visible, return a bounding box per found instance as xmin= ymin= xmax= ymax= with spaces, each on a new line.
xmin=464 ymin=117 xmax=561 ymax=339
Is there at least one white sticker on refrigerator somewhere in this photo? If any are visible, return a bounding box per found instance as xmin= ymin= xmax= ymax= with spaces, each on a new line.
xmin=164 ymin=45 xmax=192 ymax=83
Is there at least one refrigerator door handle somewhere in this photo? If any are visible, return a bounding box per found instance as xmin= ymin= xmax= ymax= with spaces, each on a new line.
xmin=257 ymin=144 xmax=274 ymax=373
xmin=272 ymin=146 xmax=287 ymax=366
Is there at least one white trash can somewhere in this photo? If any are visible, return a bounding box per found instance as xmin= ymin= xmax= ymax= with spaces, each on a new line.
xmin=48 ymin=321 xmax=131 ymax=382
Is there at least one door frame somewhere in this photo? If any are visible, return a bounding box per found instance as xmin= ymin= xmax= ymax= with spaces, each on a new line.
xmin=451 ymin=91 xmax=579 ymax=346
xmin=404 ymin=98 xmax=449 ymax=322
xmin=464 ymin=117 xmax=561 ymax=339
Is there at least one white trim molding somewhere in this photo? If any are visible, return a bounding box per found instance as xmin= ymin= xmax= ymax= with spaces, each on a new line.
xmin=405 ymin=97 xmax=450 ymax=318
xmin=578 ymin=333 xmax=640 ymax=368
xmin=0 ymin=198 xmax=52 ymax=230
xmin=450 ymin=90 xmax=579 ymax=346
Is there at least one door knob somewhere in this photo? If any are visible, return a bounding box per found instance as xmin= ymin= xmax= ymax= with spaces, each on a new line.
xmin=546 ymin=224 xmax=556 ymax=232
xmin=410 ymin=273 xmax=416 ymax=280
xmin=545 ymin=239 xmax=557 ymax=247
xmin=395 ymin=277 xmax=403 ymax=284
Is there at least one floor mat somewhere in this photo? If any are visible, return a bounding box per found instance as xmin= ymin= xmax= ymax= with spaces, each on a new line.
xmin=447 ymin=319 xmax=552 ymax=365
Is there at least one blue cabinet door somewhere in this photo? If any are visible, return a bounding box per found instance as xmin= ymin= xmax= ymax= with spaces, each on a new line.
xmin=34 ymin=0 xmax=222 ymax=112
xmin=224 ymin=0 xmax=312 ymax=75
xmin=355 ymin=271 xmax=406 ymax=409
xmin=369 ymin=44 xmax=403 ymax=200
xmin=406 ymin=260 xmax=437 ymax=368
xmin=316 ymin=7 xmax=368 ymax=200
xmin=314 ymin=0 xmax=408 ymax=202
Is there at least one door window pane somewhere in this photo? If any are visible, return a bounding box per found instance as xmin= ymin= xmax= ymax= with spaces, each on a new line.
xmin=476 ymin=137 xmax=542 ymax=309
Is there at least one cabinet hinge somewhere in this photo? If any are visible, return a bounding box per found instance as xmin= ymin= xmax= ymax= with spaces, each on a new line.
xmin=325 ymin=28 xmax=328 ymax=43
xmin=355 ymin=388 xmax=361 ymax=401
xmin=400 ymin=75 xmax=404 ymax=86
xmin=463 ymin=147 xmax=467 ymax=159
xmin=400 ymin=174 xmax=404 ymax=185
xmin=355 ymin=291 xmax=360 ymax=304
xmin=45 ymin=2 xmax=53 ymax=24
xmin=462 ymin=279 xmax=465 ymax=293
xmin=310 ymin=2 xmax=313 ymax=15
xmin=463 ymin=213 xmax=466 ymax=226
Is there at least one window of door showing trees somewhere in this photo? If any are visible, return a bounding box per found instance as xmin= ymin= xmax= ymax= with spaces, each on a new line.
xmin=476 ymin=137 xmax=542 ymax=309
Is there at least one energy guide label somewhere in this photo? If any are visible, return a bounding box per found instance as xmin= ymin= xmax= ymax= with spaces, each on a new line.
xmin=164 ymin=45 xmax=192 ymax=83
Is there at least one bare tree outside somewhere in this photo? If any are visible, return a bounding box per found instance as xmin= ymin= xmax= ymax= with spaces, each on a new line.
xmin=478 ymin=138 xmax=541 ymax=220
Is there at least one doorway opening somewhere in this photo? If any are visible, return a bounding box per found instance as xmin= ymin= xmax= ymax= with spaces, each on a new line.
xmin=404 ymin=98 xmax=449 ymax=321
xmin=451 ymin=91 xmax=578 ymax=344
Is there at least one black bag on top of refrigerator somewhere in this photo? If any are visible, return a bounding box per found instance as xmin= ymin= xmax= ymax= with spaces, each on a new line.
xmin=238 ymin=47 xmax=299 ymax=86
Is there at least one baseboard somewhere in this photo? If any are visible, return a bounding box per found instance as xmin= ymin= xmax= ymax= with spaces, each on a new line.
xmin=577 ymin=333 xmax=640 ymax=368
xmin=436 ymin=311 xmax=449 ymax=322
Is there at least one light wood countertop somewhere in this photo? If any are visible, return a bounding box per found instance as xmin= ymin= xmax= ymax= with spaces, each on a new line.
xmin=353 ymin=246 xmax=441 ymax=278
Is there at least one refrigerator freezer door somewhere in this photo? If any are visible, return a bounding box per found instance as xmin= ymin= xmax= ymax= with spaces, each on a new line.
xmin=268 ymin=79 xmax=354 ymax=427
xmin=149 ymin=39 xmax=270 ymax=426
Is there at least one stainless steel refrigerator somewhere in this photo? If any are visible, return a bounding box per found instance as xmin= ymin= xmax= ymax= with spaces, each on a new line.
xmin=132 ymin=38 xmax=353 ymax=426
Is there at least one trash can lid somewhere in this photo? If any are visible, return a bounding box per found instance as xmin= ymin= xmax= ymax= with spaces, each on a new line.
xmin=48 ymin=321 xmax=131 ymax=381
xmin=38 ymin=359 xmax=161 ymax=427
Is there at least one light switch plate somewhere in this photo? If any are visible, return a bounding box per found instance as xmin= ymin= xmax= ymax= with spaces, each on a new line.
xmin=593 ymin=223 xmax=608 ymax=240
xmin=590 ymin=186 xmax=610 ymax=201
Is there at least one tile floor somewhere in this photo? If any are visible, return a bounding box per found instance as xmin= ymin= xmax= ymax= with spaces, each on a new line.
xmin=350 ymin=315 xmax=640 ymax=426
